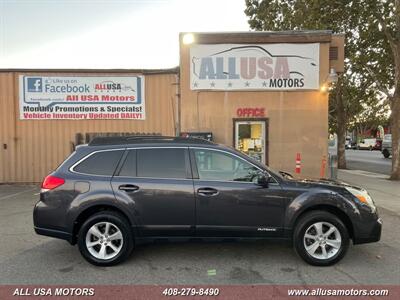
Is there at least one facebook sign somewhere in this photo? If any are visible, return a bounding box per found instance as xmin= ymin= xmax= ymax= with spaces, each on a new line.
xmin=27 ymin=78 xmax=42 ymax=92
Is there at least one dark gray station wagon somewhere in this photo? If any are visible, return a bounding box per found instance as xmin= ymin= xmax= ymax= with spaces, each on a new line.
xmin=34 ymin=136 xmax=382 ymax=266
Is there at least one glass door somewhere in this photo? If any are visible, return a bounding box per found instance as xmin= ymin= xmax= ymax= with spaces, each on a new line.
xmin=234 ymin=120 xmax=266 ymax=164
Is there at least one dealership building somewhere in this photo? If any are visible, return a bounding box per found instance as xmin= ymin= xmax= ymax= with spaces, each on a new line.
xmin=0 ymin=31 xmax=344 ymax=183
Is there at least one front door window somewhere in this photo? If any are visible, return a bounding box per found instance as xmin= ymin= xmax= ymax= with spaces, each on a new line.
xmin=193 ymin=149 xmax=260 ymax=183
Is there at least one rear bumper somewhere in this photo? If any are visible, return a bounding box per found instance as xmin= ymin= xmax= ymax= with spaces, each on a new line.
xmin=34 ymin=226 xmax=74 ymax=244
xmin=353 ymin=217 xmax=382 ymax=245
xmin=33 ymin=198 xmax=75 ymax=244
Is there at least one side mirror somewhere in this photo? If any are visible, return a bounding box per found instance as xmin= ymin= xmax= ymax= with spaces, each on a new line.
xmin=279 ymin=170 xmax=294 ymax=179
xmin=257 ymin=173 xmax=271 ymax=187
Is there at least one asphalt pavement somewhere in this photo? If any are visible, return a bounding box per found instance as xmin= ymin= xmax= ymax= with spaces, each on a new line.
xmin=0 ymin=183 xmax=399 ymax=285
xmin=345 ymin=149 xmax=392 ymax=175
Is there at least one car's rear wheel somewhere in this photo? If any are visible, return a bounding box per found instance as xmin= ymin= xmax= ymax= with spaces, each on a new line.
xmin=293 ymin=211 xmax=349 ymax=266
xmin=78 ymin=211 xmax=134 ymax=266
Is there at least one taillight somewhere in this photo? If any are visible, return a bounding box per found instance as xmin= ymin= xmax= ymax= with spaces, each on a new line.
xmin=41 ymin=175 xmax=65 ymax=191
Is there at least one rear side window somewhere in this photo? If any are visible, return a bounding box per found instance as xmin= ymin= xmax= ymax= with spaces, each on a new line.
xmin=119 ymin=150 xmax=136 ymax=177
xmin=73 ymin=150 xmax=123 ymax=176
xmin=137 ymin=148 xmax=188 ymax=179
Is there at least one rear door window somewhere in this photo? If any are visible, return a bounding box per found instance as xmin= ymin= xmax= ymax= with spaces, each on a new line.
xmin=73 ymin=150 xmax=123 ymax=176
xmin=137 ymin=148 xmax=189 ymax=179
xmin=118 ymin=150 xmax=136 ymax=177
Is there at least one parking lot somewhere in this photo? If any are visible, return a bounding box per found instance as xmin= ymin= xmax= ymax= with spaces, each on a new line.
xmin=0 ymin=184 xmax=399 ymax=285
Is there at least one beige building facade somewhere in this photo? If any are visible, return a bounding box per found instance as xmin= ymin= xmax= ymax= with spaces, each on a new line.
xmin=180 ymin=31 xmax=344 ymax=178
xmin=0 ymin=70 xmax=178 ymax=183
xmin=0 ymin=31 xmax=344 ymax=183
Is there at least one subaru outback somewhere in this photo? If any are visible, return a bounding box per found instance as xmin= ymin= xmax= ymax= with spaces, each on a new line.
xmin=33 ymin=136 xmax=382 ymax=266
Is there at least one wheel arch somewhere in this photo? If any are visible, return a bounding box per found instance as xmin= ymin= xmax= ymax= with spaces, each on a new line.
xmin=292 ymin=205 xmax=354 ymax=241
xmin=71 ymin=204 xmax=135 ymax=245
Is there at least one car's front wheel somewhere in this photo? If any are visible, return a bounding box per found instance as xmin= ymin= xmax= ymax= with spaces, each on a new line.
xmin=77 ymin=211 xmax=134 ymax=266
xmin=382 ymin=149 xmax=390 ymax=158
xmin=293 ymin=211 xmax=349 ymax=266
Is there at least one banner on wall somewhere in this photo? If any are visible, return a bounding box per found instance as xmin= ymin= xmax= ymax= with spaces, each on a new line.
xmin=190 ymin=43 xmax=320 ymax=91
xmin=19 ymin=75 xmax=145 ymax=120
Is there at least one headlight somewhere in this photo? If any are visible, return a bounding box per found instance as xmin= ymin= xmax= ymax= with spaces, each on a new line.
xmin=345 ymin=186 xmax=376 ymax=212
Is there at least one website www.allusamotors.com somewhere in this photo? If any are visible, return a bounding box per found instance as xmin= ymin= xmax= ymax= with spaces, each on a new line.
xmin=288 ymin=288 xmax=389 ymax=297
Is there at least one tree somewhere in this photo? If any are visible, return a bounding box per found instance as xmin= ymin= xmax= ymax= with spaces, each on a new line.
xmin=328 ymin=73 xmax=374 ymax=167
xmin=245 ymin=0 xmax=400 ymax=179
xmin=350 ymin=102 xmax=390 ymax=140
xmin=353 ymin=0 xmax=400 ymax=179
xmin=328 ymin=73 xmax=376 ymax=135
xmin=245 ymin=0 xmax=362 ymax=169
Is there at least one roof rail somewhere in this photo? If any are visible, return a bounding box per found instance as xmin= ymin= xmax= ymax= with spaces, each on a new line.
xmin=88 ymin=135 xmax=215 ymax=146
xmin=126 ymin=135 xmax=177 ymax=140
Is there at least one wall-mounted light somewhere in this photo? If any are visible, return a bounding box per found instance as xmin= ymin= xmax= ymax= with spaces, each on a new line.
xmin=320 ymin=84 xmax=328 ymax=93
xmin=321 ymin=68 xmax=338 ymax=93
xmin=182 ymin=33 xmax=195 ymax=45
xmin=327 ymin=68 xmax=338 ymax=84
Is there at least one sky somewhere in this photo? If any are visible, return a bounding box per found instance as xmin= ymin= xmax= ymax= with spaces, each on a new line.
xmin=0 ymin=0 xmax=249 ymax=69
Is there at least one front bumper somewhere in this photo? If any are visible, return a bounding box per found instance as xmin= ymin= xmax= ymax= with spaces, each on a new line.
xmin=353 ymin=217 xmax=382 ymax=244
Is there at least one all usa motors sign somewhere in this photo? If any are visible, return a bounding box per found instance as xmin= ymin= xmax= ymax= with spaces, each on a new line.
xmin=190 ymin=44 xmax=319 ymax=90
xmin=19 ymin=76 xmax=145 ymax=120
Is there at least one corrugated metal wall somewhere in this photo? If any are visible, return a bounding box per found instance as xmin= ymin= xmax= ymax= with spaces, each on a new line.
xmin=0 ymin=71 xmax=177 ymax=183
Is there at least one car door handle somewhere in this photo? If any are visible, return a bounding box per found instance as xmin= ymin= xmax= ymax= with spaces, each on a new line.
xmin=118 ymin=184 xmax=139 ymax=192
xmin=197 ymin=187 xmax=218 ymax=196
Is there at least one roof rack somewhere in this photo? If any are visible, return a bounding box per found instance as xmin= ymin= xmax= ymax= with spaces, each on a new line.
xmin=88 ymin=135 xmax=215 ymax=146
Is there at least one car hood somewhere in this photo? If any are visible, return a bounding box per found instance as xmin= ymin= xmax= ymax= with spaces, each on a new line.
xmin=285 ymin=177 xmax=364 ymax=192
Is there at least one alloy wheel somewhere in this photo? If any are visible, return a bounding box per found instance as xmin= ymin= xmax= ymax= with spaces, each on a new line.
xmin=85 ymin=222 xmax=124 ymax=260
xmin=303 ymin=221 xmax=342 ymax=260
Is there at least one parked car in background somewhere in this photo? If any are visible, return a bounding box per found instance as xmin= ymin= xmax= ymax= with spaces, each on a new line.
xmin=382 ymin=134 xmax=392 ymax=158
xmin=345 ymin=137 xmax=352 ymax=149
xmin=34 ymin=136 xmax=381 ymax=267
xmin=357 ymin=138 xmax=378 ymax=150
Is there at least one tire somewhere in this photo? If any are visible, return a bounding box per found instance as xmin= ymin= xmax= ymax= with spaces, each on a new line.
xmin=77 ymin=211 xmax=134 ymax=266
xmin=293 ymin=210 xmax=349 ymax=266
xmin=383 ymin=150 xmax=390 ymax=158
